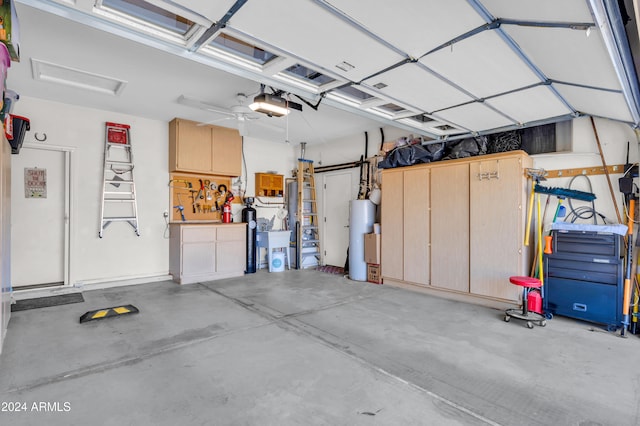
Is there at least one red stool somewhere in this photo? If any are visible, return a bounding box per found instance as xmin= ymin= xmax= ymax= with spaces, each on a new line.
xmin=504 ymin=276 xmax=547 ymax=329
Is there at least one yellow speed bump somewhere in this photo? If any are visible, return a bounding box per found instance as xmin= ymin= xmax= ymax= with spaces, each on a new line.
xmin=79 ymin=305 xmax=139 ymax=323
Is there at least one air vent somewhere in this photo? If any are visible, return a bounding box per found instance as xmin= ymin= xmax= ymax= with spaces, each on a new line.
xmin=31 ymin=59 xmax=127 ymax=96
xmin=373 ymin=82 xmax=387 ymax=90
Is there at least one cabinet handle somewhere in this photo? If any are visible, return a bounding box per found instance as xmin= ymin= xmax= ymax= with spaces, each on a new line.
xmin=476 ymin=171 xmax=500 ymax=180
xmin=476 ymin=161 xmax=500 ymax=180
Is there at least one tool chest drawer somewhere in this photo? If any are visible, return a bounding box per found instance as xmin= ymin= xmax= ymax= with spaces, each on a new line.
xmin=546 ymin=255 xmax=621 ymax=285
xmin=552 ymin=230 xmax=622 ymax=257
xmin=544 ymin=277 xmax=621 ymax=328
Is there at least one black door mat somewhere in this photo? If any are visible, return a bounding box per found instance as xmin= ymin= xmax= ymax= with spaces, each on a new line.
xmin=11 ymin=293 xmax=85 ymax=312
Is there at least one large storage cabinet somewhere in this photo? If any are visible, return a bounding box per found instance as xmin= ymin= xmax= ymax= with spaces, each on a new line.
xmin=381 ymin=151 xmax=532 ymax=305
xmin=169 ymin=118 xmax=242 ymax=176
xmin=544 ymin=229 xmax=624 ymax=329
xmin=169 ymin=223 xmax=246 ymax=284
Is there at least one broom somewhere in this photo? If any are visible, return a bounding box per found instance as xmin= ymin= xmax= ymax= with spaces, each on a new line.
xmin=534 ymin=184 xmax=597 ymax=202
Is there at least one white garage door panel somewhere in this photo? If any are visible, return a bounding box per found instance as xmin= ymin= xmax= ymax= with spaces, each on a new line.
xmin=230 ymin=0 xmax=404 ymax=82
xmin=486 ymin=85 xmax=572 ymax=124
xmin=434 ymin=102 xmax=515 ymax=131
xmin=503 ymin=25 xmax=622 ymax=91
xmin=480 ymin=0 xmax=594 ymax=23
xmin=421 ymin=30 xmax=541 ymax=98
xmin=555 ymin=84 xmax=634 ymax=123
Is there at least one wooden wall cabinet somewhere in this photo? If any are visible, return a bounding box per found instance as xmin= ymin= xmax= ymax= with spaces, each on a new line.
xmin=169 ymin=118 xmax=242 ymax=176
xmin=381 ymin=151 xmax=532 ymax=306
xmin=169 ymin=223 xmax=246 ymax=284
xmin=255 ymin=173 xmax=284 ymax=197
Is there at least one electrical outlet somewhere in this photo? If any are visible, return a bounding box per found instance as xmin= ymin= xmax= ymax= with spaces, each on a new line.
xmin=163 ymin=211 xmax=169 ymax=218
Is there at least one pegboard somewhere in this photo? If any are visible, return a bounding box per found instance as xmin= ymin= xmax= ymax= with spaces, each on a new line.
xmin=169 ymin=173 xmax=238 ymax=222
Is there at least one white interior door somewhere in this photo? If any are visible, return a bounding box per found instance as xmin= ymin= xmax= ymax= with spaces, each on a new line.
xmin=322 ymin=171 xmax=354 ymax=267
xmin=11 ymin=146 xmax=68 ymax=288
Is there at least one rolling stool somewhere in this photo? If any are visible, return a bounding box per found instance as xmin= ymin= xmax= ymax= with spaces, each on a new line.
xmin=504 ymin=276 xmax=547 ymax=329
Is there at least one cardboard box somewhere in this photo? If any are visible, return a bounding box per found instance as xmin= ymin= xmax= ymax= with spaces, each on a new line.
xmin=364 ymin=233 xmax=381 ymax=264
xmin=367 ymin=263 xmax=382 ymax=284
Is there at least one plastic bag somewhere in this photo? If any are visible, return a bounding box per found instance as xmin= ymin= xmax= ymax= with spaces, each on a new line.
xmin=378 ymin=144 xmax=437 ymax=169
xmin=443 ymin=136 xmax=487 ymax=160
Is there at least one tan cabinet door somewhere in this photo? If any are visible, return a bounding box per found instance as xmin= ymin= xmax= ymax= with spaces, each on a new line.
xmin=212 ymin=127 xmax=242 ymax=176
xmin=431 ymin=164 xmax=470 ymax=292
xmin=469 ymin=157 xmax=522 ymax=300
xmin=173 ymin=119 xmax=213 ymax=173
xmin=403 ymin=168 xmax=429 ymax=285
xmin=182 ymin=242 xmax=216 ymax=277
xmin=381 ymin=171 xmax=404 ymax=280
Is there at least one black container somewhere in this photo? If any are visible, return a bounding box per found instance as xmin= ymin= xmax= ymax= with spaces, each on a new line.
xmin=8 ymin=114 xmax=30 ymax=154
xmin=242 ymin=199 xmax=257 ymax=274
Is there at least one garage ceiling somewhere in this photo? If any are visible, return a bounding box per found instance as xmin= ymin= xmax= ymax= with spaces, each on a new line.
xmin=11 ymin=0 xmax=640 ymax=143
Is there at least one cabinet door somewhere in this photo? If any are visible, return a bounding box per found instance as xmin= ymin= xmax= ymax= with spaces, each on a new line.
xmin=431 ymin=164 xmax=469 ymax=292
xmin=403 ymin=168 xmax=430 ymax=285
xmin=216 ymin=241 xmax=246 ymax=273
xmin=216 ymin=226 xmax=246 ymax=273
xmin=469 ymin=157 xmax=523 ymax=300
xmin=172 ymin=119 xmax=213 ymax=173
xmin=182 ymin=242 xmax=216 ymax=277
xmin=212 ymin=126 xmax=242 ymax=176
xmin=381 ymin=171 xmax=404 ymax=280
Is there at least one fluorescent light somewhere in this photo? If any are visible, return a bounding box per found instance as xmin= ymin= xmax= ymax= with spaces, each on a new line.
xmin=249 ymin=94 xmax=290 ymax=117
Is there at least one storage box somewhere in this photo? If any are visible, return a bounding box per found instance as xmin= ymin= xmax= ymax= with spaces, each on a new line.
xmin=367 ymin=263 xmax=382 ymax=284
xmin=364 ymin=233 xmax=381 ymax=264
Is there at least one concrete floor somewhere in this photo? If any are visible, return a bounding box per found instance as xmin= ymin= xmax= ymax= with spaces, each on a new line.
xmin=0 ymin=270 xmax=639 ymax=426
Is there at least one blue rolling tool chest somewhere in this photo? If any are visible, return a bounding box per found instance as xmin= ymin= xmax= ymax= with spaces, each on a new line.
xmin=543 ymin=228 xmax=624 ymax=330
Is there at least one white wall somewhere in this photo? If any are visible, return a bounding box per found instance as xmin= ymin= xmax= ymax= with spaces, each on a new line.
xmin=231 ymin=136 xmax=296 ymax=230
xmin=12 ymin=97 xmax=169 ymax=287
xmin=532 ymin=116 xmax=638 ymax=228
xmin=11 ymin=96 xmax=297 ymax=288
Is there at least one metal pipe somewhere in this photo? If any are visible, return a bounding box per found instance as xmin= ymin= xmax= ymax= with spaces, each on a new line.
xmin=299 ymin=142 xmax=307 ymax=160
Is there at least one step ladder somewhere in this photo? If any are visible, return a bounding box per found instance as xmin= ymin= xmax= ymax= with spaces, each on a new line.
xmin=295 ymin=159 xmax=321 ymax=268
xmin=99 ymin=122 xmax=140 ymax=238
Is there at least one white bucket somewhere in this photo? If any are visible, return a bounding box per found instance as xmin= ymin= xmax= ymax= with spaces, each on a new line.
xmin=270 ymin=251 xmax=285 ymax=272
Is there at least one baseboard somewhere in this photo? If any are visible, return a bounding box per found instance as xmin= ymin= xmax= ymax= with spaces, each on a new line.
xmin=74 ymin=274 xmax=172 ymax=291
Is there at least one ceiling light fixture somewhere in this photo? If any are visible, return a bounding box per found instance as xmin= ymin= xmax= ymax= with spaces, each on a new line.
xmin=249 ymin=93 xmax=290 ymax=117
